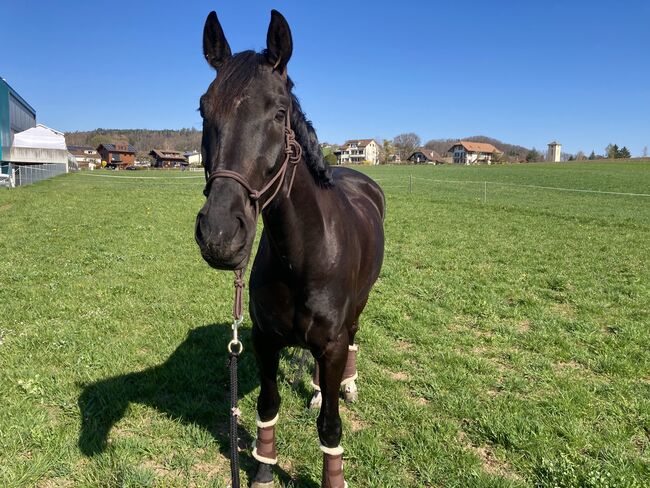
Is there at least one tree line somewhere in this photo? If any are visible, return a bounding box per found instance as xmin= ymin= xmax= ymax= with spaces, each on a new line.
xmin=66 ymin=128 xmax=644 ymax=164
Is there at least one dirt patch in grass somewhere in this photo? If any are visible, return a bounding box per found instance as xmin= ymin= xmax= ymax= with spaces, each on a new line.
xmin=341 ymin=404 xmax=368 ymax=432
xmin=413 ymin=396 xmax=430 ymax=406
xmin=458 ymin=431 xmax=522 ymax=482
xmin=550 ymin=302 xmax=575 ymax=318
xmin=0 ymin=203 xmax=12 ymax=212
xmin=396 ymin=339 xmax=413 ymax=352
xmin=389 ymin=371 xmax=409 ymax=381
xmin=142 ymin=459 xmax=173 ymax=477
xmin=36 ymin=478 xmax=74 ymax=488
xmin=515 ymin=319 xmax=531 ymax=332
xmin=193 ymin=457 xmax=229 ymax=478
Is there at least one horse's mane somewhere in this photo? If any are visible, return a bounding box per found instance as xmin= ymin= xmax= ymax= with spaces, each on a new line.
xmin=211 ymin=50 xmax=333 ymax=188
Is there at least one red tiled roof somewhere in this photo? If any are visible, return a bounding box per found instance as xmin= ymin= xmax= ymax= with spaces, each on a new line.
xmin=448 ymin=141 xmax=500 ymax=154
xmin=341 ymin=139 xmax=376 ymax=148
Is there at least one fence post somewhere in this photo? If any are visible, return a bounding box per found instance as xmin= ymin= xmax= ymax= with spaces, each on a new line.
xmin=409 ymin=174 xmax=412 ymax=193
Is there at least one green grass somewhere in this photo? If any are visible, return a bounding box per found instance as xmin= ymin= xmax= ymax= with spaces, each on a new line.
xmin=1 ymin=162 xmax=649 ymax=487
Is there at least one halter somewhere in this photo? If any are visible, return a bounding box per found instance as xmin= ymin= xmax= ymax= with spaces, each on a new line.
xmin=202 ymin=102 xmax=303 ymax=220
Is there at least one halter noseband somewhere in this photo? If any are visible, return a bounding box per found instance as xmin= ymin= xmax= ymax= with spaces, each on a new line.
xmin=202 ymin=103 xmax=302 ymax=218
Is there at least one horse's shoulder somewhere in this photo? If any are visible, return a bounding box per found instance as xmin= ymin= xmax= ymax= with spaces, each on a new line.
xmin=330 ymin=167 xmax=385 ymax=218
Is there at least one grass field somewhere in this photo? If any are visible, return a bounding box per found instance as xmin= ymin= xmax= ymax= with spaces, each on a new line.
xmin=1 ymin=162 xmax=649 ymax=487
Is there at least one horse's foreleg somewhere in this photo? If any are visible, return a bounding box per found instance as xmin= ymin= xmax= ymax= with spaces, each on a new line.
xmin=316 ymin=333 xmax=349 ymax=488
xmin=251 ymin=327 xmax=282 ymax=488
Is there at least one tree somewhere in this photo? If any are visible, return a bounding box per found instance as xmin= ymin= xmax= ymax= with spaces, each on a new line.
xmin=393 ymin=133 xmax=421 ymax=162
xmin=526 ymin=148 xmax=541 ymax=162
xmin=618 ymin=146 xmax=631 ymax=159
xmin=643 ymin=146 xmax=648 ymax=158
xmin=575 ymin=151 xmax=586 ymax=161
xmin=588 ymin=150 xmax=596 ymax=160
xmin=380 ymin=140 xmax=395 ymax=164
xmin=605 ymin=143 xmax=619 ymax=159
xmin=324 ymin=153 xmax=337 ymax=166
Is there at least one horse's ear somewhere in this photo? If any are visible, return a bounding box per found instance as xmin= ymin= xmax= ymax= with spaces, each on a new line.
xmin=265 ymin=10 xmax=293 ymax=73
xmin=203 ymin=11 xmax=231 ymax=70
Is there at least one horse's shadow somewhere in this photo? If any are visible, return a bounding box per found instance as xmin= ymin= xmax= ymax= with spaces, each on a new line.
xmin=77 ymin=323 xmax=318 ymax=487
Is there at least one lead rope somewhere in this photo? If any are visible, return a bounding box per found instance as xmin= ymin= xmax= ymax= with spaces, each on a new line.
xmin=227 ymin=269 xmax=245 ymax=488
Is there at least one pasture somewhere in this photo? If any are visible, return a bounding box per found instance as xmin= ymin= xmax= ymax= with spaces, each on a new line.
xmin=0 ymin=161 xmax=649 ymax=487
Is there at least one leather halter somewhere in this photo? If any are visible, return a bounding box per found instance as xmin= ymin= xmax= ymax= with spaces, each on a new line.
xmin=202 ymin=102 xmax=303 ymax=219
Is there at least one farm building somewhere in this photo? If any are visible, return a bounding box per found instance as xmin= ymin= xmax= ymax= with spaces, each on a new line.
xmin=7 ymin=124 xmax=71 ymax=186
xmin=97 ymin=143 xmax=136 ymax=169
xmin=149 ymin=149 xmax=188 ymax=168
xmin=68 ymin=145 xmax=101 ymax=169
xmin=184 ymin=150 xmax=202 ymax=166
xmin=547 ymin=141 xmax=562 ymax=162
xmin=336 ymin=139 xmax=379 ymax=165
xmin=449 ymin=141 xmax=501 ymax=165
xmin=0 ymin=77 xmax=36 ymax=164
xmin=407 ymin=148 xmax=443 ymax=164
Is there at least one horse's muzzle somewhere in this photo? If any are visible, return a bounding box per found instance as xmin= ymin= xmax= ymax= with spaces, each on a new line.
xmin=195 ymin=210 xmax=251 ymax=270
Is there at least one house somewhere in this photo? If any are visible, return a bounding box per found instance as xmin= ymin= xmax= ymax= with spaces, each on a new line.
xmin=68 ymin=145 xmax=101 ymax=169
xmin=149 ymin=149 xmax=188 ymax=168
xmin=407 ymin=148 xmax=442 ymax=164
xmin=97 ymin=143 xmax=136 ymax=168
xmin=448 ymin=141 xmax=501 ymax=165
xmin=184 ymin=150 xmax=202 ymax=166
xmin=335 ymin=139 xmax=379 ymax=165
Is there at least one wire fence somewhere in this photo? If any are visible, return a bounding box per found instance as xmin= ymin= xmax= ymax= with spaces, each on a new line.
xmin=373 ymin=173 xmax=650 ymax=227
xmin=9 ymin=163 xmax=68 ymax=187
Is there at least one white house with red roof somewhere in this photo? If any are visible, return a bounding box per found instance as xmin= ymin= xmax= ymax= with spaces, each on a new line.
xmin=448 ymin=141 xmax=501 ymax=165
xmin=336 ymin=139 xmax=379 ymax=165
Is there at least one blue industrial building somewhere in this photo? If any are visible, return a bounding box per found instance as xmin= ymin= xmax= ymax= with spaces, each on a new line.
xmin=0 ymin=77 xmax=36 ymax=163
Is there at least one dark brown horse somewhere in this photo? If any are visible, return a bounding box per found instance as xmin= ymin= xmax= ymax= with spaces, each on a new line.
xmin=195 ymin=10 xmax=385 ymax=487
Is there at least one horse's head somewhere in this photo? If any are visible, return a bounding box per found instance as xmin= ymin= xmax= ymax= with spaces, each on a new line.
xmin=195 ymin=10 xmax=295 ymax=270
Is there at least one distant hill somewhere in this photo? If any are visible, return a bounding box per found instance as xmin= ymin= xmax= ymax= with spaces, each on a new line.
xmin=425 ymin=135 xmax=533 ymax=162
xmin=64 ymin=128 xmax=202 ymax=160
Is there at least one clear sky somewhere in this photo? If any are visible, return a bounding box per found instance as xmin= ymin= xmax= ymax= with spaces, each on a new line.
xmin=2 ymin=0 xmax=649 ymax=155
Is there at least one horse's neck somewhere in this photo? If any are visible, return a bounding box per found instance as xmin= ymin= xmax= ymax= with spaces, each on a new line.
xmin=261 ymin=158 xmax=324 ymax=269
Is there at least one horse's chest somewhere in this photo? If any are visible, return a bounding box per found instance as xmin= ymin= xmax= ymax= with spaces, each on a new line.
xmin=250 ymin=281 xmax=349 ymax=344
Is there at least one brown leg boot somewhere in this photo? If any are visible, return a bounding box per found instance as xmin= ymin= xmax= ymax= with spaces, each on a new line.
xmin=252 ymin=414 xmax=278 ymax=465
xmin=321 ymin=445 xmax=347 ymax=488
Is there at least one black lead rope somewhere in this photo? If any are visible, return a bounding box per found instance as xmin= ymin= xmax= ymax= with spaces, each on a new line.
xmin=227 ymin=269 xmax=244 ymax=488
xmin=228 ymin=351 xmax=240 ymax=488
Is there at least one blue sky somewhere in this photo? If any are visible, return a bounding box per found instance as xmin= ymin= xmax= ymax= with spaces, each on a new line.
xmin=2 ymin=0 xmax=649 ymax=155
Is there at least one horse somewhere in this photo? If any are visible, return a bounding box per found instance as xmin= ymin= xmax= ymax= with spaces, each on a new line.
xmin=194 ymin=10 xmax=385 ymax=487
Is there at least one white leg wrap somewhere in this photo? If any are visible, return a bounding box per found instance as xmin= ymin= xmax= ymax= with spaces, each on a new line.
xmin=320 ymin=444 xmax=344 ymax=456
xmin=340 ymin=372 xmax=358 ymax=387
xmin=256 ymin=413 xmax=279 ymax=428
xmin=252 ymin=447 xmax=278 ymax=465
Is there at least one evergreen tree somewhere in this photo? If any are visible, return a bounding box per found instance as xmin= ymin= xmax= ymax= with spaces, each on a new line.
xmin=618 ymin=146 xmax=631 ymax=159
xmin=588 ymin=150 xmax=596 ymax=160
xmin=526 ymin=148 xmax=541 ymax=162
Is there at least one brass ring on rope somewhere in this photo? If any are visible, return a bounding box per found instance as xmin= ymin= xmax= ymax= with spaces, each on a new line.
xmin=228 ymin=339 xmax=243 ymax=355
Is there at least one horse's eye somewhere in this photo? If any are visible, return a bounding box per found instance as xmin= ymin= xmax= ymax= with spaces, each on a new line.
xmin=275 ymin=109 xmax=286 ymax=122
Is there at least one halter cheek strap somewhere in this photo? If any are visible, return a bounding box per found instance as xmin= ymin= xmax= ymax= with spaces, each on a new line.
xmin=202 ymin=105 xmax=302 ymax=219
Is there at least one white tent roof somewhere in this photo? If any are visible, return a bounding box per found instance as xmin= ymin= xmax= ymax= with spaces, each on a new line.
xmin=12 ymin=124 xmax=67 ymax=150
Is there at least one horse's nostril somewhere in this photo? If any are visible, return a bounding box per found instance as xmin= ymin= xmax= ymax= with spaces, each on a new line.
xmin=237 ymin=216 xmax=245 ymax=229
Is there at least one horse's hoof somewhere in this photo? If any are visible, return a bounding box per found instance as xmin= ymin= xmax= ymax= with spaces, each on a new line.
xmin=250 ymin=481 xmax=274 ymax=488
xmin=342 ymin=381 xmax=358 ymax=403
xmin=309 ymin=390 xmax=322 ymax=409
